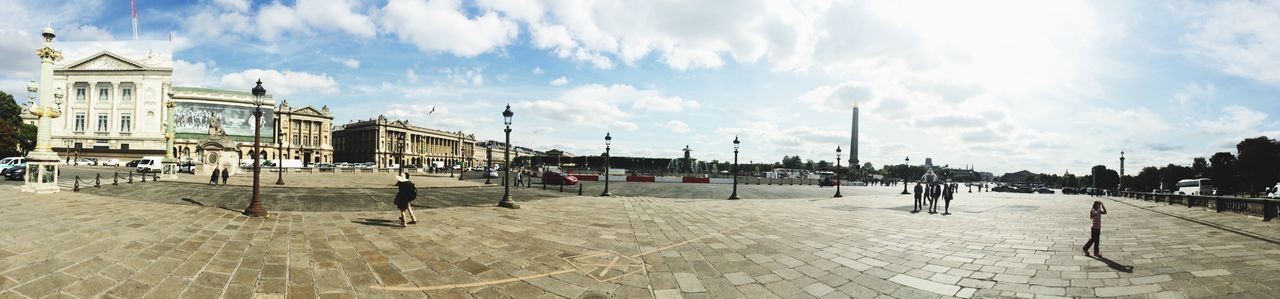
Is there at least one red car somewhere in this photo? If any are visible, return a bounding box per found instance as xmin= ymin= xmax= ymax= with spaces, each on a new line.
xmin=541 ymin=171 xmax=579 ymax=185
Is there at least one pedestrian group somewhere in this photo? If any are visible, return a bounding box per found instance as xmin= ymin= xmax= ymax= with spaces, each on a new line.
xmin=912 ymin=181 xmax=957 ymax=215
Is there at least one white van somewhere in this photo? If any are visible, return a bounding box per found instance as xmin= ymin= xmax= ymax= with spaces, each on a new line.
xmin=0 ymin=157 xmax=24 ymax=170
xmin=1268 ymin=183 xmax=1280 ymax=199
xmin=136 ymin=156 xmax=164 ymax=173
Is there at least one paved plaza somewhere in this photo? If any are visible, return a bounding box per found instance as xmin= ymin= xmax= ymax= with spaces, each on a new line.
xmin=1 ymin=182 xmax=1278 ymax=299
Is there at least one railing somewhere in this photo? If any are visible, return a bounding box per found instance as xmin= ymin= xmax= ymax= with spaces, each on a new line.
xmin=1119 ymin=191 xmax=1278 ymax=221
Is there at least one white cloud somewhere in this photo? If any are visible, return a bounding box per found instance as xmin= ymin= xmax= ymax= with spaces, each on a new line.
xmin=1195 ymin=105 xmax=1268 ymax=135
xmin=438 ymin=67 xmax=485 ymax=86
xmin=58 ymin=24 xmax=114 ymax=41
xmin=531 ymin=67 xmax=544 ymax=75
xmin=1181 ymin=0 xmax=1280 ymax=86
xmin=256 ymin=0 xmax=376 ymax=40
xmin=406 ymin=69 xmax=419 ymax=83
xmin=219 ymin=69 xmax=339 ymax=96
xmin=665 ymin=120 xmax=690 ymax=133
xmin=512 ymin=84 xmax=683 ymax=129
xmin=214 ymin=0 xmax=251 ymax=12
xmin=340 ymin=57 xmax=360 ymax=69
xmin=631 ymin=94 xmax=699 ymax=113
xmin=550 ymin=76 xmax=569 ymax=86
xmin=172 ymin=60 xmax=213 ymax=87
xmin=379 ymin=0 xmax=519 ymax=57
xmin=186 ymin=9 xmax=253 ymax=41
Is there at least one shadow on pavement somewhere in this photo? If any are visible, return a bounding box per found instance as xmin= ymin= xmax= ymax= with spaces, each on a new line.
xmin=351 ymin=218 xmax=401 ymax=227
xmin=1092 ymin=256 xmax=1134 ymax=273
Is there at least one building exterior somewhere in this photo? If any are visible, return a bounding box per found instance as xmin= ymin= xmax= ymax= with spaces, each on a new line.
xmin=48 ymin=43 xmax=173 ymax=161
xmin=332 ymin=116 xmax=475 ymax=168
xmin=274 ymin=100 xmax=334 ymax=165
xmin=168 ymin=86 xmax=277 ymax=163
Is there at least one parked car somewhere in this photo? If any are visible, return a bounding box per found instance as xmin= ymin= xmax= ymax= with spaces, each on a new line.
xmin=178 ymin=162 xmax=197 ymax=174
xmin=3 ymin=166 xmax=25 ymax=180
xmin=0 ymin=157 xmax=25 ymax=171
xmin=1034 ymin=188 xmax=1055 ymax=194
xmin=541 ymin=171 xmax=579 ymax=185
xmin=74 ymin=158 xmax=98 ymax=166
xmin=0 ymin=163 xmax=24 ymax=178
xmin=101 ymin=159 xmax=120 ymax=166
xmin=1061 ymin=187 xmax=1078 ymax=195
xmin=818 ymin=176 xmax=839 ymax=187
xmin=126 ymin=160 xmax=142 ymax=168
xmin=485 ymin=170 xmax=500 ymax=178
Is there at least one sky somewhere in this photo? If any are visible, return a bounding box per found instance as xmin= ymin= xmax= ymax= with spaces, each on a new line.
xmin=1 ymin=0 xmax=1278 ymax=175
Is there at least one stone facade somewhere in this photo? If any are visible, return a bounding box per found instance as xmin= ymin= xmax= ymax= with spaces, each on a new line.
xmin=48 ymin=49 xmax=172 ymax=161
xmin=169 ymin=86 xmax=280 ymax=165
xmin=332 ymin=116 xmax=475 ymax=168
xmin=274 ymin=100 xmax=334 ymax=165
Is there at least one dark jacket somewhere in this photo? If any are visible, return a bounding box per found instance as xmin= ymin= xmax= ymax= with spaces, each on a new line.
xmin=913 ymin=185 xmax=923 ymax=198
xmin=395 ymin=181 xmax=417 ymax=201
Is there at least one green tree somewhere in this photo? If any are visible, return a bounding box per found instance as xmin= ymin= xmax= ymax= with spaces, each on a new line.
xmin=0 ymin=91 xmax=37 ymax=157
xmin=1158 ymin=164 xmax=1194 ymax=191
xmin=1134 ymin=166 xmax=1160 ymax=191
xmin=1208 ymin=152 xmax=1237 ymax=194
xmin=1236 ymin=136 xmax=1280 ymax=195
xmin=1191 ymin=157 xmax=1208 ymax=178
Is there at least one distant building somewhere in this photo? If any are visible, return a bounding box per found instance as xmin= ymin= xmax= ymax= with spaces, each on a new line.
xmin=1000 ymin=170 xmax=1035 ymax=184
xmin=331 ymin=116 xmax=475 ymax=168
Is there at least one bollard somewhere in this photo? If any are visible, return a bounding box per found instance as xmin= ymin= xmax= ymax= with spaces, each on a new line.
xmin=153 ymin=172 xmax=159 ymax=181
xmin=542 ymin=180 xmax=547 ymax=190
xmin=74 ymin=176 xmax=80 ymax=192
xmin=1215 ymin=198 xmax=1224 ymax=213
xmin=128 ymin=172 xmax=134 ymax=184
xmin=141 ymin=172 xmax=147 ymax=182
xmin=578 ymin=184 xmax=583 ymax=195
xmin=113 ymin=172 xmax=119 ymax=186
xmin=559 ymin=184 xmax=564 ymax=192
xmin=1264 ymin=201 xmax=1276 ymax=221
xmin=95 ymin=173 xmax=101 ymax=188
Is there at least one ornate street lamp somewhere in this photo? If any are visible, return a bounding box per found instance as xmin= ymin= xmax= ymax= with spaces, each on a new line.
xmin=243 ymin=79 xmax=269 ymax=217
xmin=834 ymin=146 xmax=843 ymax=198
xmin=275 ymin=126 xmax=284 ymax=185
xmin=458 ymin=131 xmax=465 ymax=180
xmin=498 ymin=105 xmax=519 ymax=209
xmin=729 ymin=136 xmax=740 ymax=200
xmin=600 ymin=132 xmax=612 ymax=197
xmin=398 ymin=134 xmax=405 ymax=175
xmin=484 ymin=144 xmax=493 ymax=185
xmin=900 ymin=156 xmax=911 ymax=195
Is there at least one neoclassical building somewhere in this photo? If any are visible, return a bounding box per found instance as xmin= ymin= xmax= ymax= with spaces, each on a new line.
xmin=48 ymin=45 xmax=173 ymax=161
xmin=274 ymin=100 xmax=334 ymax=165
xmin=169 ymin=88 xmax=334 ymax=166
xmin=332 ymin=116 xmax=475 ymax=168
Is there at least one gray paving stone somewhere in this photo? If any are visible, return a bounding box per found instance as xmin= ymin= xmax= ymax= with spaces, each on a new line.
xmin=1094 ymin=284 xmax=1162 ymax=297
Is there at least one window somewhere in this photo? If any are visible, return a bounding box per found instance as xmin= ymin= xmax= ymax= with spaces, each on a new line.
xmin=76 ymin=88 xmax=86 ymax=102
xmin=120 ymin=113 xmax=131 ymax=133
xmin=121 ymin=144 xmax=129 ymax=150
xmin=293 ymin=134 xmax=299 ymax=145
xmin=99 ymin=88 xmax=109 ymax=102
xmin=121 ymin=88 xmax=132 ymax=103
xmin=304 ymin=135 xmax=311 ymax=146
xmin=313 ymin=136 xmax=318 ymax=147
xmin=74 ymin=113 xmax=85 ymax=131
xmin=97 ymin=113 xmax=108 ymax=132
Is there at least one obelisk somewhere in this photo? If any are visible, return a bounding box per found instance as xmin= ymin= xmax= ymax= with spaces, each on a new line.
xmin=850 ymin=102 xmax=859 ymax=176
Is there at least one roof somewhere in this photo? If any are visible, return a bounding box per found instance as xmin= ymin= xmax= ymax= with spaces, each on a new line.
xmin=171 ymin=86 xmax=266 ymax=98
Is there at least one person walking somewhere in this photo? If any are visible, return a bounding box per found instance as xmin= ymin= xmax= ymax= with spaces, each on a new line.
xmin=210 ymin=168 xmax=220 ymax=185
xmin=913 ymin=182 xmax=924 ymax=213
xmin=943 ymin=183 xmax=954 ymax=215
xmin=1083 ymin=201 xmax=1108 ymax=257
xmin=514 ymin=169 xmax=524 ymax=188
xmin=393 ymin=173 xmax=418 ymax=227
xmin=221 ymin=167 xmax=229 ymax=185
xmin=930 ymin=183 xmax=941 ymax=213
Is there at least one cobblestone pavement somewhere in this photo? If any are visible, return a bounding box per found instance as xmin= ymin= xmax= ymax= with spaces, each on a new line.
xmin=0 ymin=185 xmax=1277 ymax=298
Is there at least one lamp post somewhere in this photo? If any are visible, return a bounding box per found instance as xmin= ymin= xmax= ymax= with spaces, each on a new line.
xmin=397 ymin=134 xmax=405 ymax=175
xmin=275 ymin=126 xmax=284 ymax=185
xmin=484 ymin=144 xmax=493 ymax=184
xmin=729 ymin=136 xmax=740 ymax=200
xmin=834 ymin=146 xmax=843 ymax=198
xmin=900 ymin=156 xmax=910 ymax=195
xmin=458 ymin=131 xmax=465 ymax=180
xmin=600 ymin=132 xmax=612 ymax=197
xmin=498 ymin=105 xmax=519 ymax=209
xmin=243 ymin=79 xmax=269 ymax=217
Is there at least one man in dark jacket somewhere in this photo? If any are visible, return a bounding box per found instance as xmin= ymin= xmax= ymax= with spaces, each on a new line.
xmin=210 ymin=168 xmax=220 ymax=185
xmin=221 ymin=167 xmax=230 ymax=185
xmin=943 ymin=183 xmax=954 ymax=215
xmin=912 ymin=182 xmax=923 ymax=213
xmin=393 ymin=173 xmax=418 ymax=227
xmin=930 ymin=183 xmax=941 ymax=213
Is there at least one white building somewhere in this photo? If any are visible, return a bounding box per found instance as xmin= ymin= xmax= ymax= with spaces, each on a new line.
xmin=48 ymin=41 xmax=173 ymax=161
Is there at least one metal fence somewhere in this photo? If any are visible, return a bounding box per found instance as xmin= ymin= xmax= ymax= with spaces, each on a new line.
xmin=1120 ymin=191 xmax=1278 ymax=221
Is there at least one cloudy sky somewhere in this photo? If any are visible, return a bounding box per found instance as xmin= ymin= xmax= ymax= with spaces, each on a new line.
xmin=2 ymin=0 xmax=1278 ymax=175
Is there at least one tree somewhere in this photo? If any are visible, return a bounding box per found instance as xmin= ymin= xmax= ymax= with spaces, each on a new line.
xmin=1191 ymin=157 xmax=1208 ymax=178
xmin=1134 ymin=166 xmax=1160 ymax=191
xmin=1158 ymin=164 xmax=1194 ymax=191
xmin=1236 ymin=136 xmax=1280 ymax=195
xmin=1208 ymin=152 xmax=1237 ymax=195
xmin=0 ymin=91 xmax=36 ymax=157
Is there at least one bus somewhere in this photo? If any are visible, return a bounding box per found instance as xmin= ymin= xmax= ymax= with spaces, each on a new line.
xmin=1176 ymin=178 xmax=1213 ymax=195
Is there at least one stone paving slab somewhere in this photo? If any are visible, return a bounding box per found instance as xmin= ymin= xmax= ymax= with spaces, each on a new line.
xmin=0 ymin=185 xmax=1278 ymax=298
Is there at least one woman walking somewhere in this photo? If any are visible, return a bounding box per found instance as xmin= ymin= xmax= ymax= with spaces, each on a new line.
xmin=393 ymin=173 xmax=418 ymax=227
xmin=1083 ymin=201 xmax=1107 ymax=257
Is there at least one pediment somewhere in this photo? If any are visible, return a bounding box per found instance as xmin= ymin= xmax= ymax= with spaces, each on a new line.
xmin=291 ymin=106 xmax=325 ymax=116
xmin=62 ymin=51 xmax=147 ymax=71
